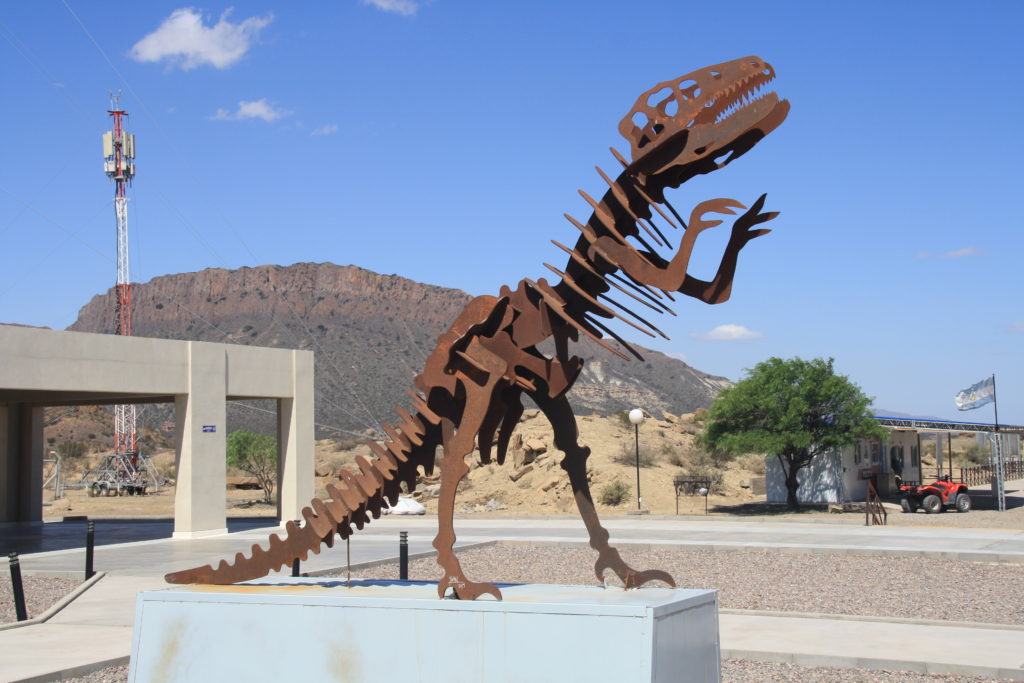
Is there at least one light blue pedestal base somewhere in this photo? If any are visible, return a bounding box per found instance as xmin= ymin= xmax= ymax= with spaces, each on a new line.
xmin=129 ymin=579 xmax=720 ymax=682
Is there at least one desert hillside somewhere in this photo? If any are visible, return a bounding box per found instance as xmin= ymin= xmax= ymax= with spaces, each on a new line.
xmin=67 ymin=263 xmax=731 ymax=437
xmin=43 ymin=410 xmax=760 ymax=518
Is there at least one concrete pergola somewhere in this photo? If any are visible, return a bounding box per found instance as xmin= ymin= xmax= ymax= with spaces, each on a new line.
xmin=0 ymin=325 xmax=314 ymax=537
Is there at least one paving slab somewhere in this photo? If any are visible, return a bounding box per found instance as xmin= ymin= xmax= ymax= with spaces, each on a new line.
xmin=720 ymin=612 xmax=1024 ymax=680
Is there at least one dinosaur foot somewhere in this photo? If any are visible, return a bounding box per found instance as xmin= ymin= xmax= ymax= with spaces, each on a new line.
xmin=437 ymin=572 xmax=503 ymax=601
xmin=594 ymin=548 xmax=676 ymax=590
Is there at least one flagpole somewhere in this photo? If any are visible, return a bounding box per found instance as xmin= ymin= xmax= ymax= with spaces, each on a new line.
xmin=991 ymin=373 xmax=1006 ymax=512
xmin=992 ymin=373 xmax=999 ymax=433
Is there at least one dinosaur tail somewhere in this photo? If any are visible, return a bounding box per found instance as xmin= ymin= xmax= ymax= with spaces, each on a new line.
xmin=164 ymin=405 xmax=438 ymax=585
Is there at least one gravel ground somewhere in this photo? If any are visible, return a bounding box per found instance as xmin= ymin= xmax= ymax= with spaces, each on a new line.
xmin=323 ymin=545 xmax=1024 ymax=681
xmin=327 ymin=543 xmax=1024 ymax=625
xmin=0 ymin=575 xmax=80 ymax=624
xmin=17 ymin=543 xmax=1024 ymax=682
xmin=720 ymin=660 xmax=1017 ymax=682
xmin=61 ymin=660 xmax=1019 ymax=682
xmin=885 ymin=508 xmax=1024 ymax=529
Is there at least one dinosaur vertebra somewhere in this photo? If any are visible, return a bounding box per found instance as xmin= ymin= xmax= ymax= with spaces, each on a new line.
xmin=165 ymin=56 xmax=789 ymax=598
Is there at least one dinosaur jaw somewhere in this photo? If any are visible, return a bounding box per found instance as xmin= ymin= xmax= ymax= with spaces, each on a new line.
xmin=621 ymin=57 xmax=789 ymax=188
xmin=692 ymin=93 xmax=790 ymax=171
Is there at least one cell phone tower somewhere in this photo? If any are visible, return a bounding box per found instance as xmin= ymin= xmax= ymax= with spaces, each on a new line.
xmin=102 ymin=91 xmax=137 ymax=456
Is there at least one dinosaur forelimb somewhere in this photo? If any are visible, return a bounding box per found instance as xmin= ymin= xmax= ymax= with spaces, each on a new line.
xmin=680 ymin=193 xmax=777 ymax=304
xmin=589 ymin=195 xmax=777 ymax=305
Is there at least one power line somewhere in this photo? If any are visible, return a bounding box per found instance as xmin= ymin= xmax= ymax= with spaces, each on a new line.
xmin=228 ymin=401 xmax=370 ymax=440
xmin=59 ymin=1 xmax=392 ymax=437
xmin=0 ymin=186 xmax=112 ymax=262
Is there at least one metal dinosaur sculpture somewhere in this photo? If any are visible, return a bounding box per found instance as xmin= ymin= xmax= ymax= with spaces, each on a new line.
xmin=166 ymin=56 xmax=790 ymax=599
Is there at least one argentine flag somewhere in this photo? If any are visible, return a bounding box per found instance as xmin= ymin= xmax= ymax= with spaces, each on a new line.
xmin=955 ymin=376 xmax=995 ymax=411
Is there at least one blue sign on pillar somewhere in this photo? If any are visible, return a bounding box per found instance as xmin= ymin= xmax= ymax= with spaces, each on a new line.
xmin=202 ymin=425 xmax=216 ymax=433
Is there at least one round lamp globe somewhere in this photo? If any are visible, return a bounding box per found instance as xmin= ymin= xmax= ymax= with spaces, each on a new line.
xmin=628 ymin=408 xmax=644 ymax=425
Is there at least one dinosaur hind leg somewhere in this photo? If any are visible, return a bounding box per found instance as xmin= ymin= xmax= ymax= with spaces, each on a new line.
xmin=530 ymin=389 xmax=675 ymax=590
xmin=433 ymin=417 xmax=502 ymax=601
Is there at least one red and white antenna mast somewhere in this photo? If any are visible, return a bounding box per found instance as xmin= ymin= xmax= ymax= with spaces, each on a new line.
xmin=103 ymin=91 xmax=138 ymax=455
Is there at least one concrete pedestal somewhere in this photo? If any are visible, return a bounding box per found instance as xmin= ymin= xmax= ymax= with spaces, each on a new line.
xmin=129 ymin=579 xmax=720 ymax=682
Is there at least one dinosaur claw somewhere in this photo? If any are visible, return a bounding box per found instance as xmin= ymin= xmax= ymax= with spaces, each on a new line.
xmin=455 ymin=581 xmax=503 ymax=601
xmin=689 ymin=198 xmax=747 ymax=231
xmin=623 ymin=569 xmax=677 ymax=590
xmin=439 ymin=574 xmax=503 ymax=601
xmin=594 ymin=549 xmax=676 ymax=590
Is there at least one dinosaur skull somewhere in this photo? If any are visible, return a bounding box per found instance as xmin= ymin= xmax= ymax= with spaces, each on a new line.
xmin=619 ymin=56 xmax=789 ymax=187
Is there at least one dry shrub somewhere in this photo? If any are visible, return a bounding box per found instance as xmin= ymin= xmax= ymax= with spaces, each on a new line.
xmin=612 ymin=442 xmax=659 ymax=468
xmin=599 ymin=480 xmax=631 ymax=506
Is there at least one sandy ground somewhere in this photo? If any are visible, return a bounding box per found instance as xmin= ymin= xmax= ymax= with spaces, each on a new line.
xmin=43 ymin=412 xmax=1023 ymax=530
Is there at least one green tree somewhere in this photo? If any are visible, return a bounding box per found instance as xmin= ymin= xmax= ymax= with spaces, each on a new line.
xmin=700 ymin=357 xmax=884 ymax=510
xmin=226 ymin=431 xmax=278 ymax=504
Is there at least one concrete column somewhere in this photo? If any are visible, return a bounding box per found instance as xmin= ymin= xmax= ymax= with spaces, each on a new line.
xmin=173 ymin=343 xmax=228 ymax=538
xmin=277 ymin=350 xmax=314 ymax=524
xmin=0 ymin=404 xmax=43 ymax=523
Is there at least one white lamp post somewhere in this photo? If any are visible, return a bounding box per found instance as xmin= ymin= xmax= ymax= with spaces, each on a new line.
xmin=628 ymin=408 xmax=644 ymax=510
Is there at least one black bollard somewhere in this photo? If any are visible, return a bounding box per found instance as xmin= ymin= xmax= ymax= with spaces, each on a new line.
xmin=85 ymin=520 xmax=95 ymax=579
xmin=291 ymin=521 xmax=302 ymax=577
xmin=9 ymin=552 xmax=28 ymax=622
xmin=399 ymin=531 xmax=409 ymax=580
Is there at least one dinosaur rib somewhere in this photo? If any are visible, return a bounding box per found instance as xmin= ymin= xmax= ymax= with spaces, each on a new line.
xmin=543 ymin=262 xmax=661 ymax=339
xmin=552 ymin=239 xmax=667 ymax=315
xmin=594 ymin=166 xmax=670 ymax=246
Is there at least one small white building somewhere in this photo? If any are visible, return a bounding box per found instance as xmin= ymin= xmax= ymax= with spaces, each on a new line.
xmin=765 ymin=417 xmax=1023 ymax=505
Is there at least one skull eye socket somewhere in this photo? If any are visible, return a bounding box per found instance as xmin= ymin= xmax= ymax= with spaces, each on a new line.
xmin=710 ymin=70 xmax=722 ymax=80
xmin=676 ymin=79 xmax=700 ymax=101
xmin=631 ymin=111 xmax=649 ymax=130
xmin=646 ymin=87 xmax=673 ymax=108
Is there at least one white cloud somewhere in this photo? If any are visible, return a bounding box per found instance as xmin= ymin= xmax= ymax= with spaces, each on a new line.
xmin=362 ymin=0 xmax=420 ymax=16
xmin=690 ymin=324 xmax=764 ymax=341
xmin=1009 ymin=321 xmax=1024 ymax=334
xmin=920 ymin=246 xmax=985 ymax=260
xmin=938 ymin=246 xmax=984 ymax=259
xmin=130 ymin=8 xmax=273 ymax=70
xmin=210 ymin=99 xmax=291 ymax=122
xmin=310 ymin=124 xmax=339 ymax=137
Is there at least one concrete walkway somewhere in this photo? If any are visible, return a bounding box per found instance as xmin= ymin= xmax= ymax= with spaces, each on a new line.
xmin=3 ymin=511 xmax=1024 ymax=681
xmin=14 ymin=512 xmax=1024 ymax=580
xmin=0 ymin=574 xmax=163 ymax=682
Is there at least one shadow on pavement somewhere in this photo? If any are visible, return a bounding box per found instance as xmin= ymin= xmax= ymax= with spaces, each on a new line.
xmin=0 ymin=517 xmax=276 ymax=556
xmin=708 ymin=502 xmax=830 ymax=516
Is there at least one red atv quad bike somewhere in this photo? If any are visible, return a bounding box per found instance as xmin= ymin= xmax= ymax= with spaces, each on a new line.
xmin=898 ymin=475 xmax=971 ymax=514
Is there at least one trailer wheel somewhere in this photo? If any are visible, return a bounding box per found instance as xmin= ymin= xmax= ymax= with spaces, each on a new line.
xmin=922 ymin=494 xmax=942 ymax=514
xmin=87 ymin=482 xmax=99 ymax=497
xmin=955 ymin=492 xmax=972 ymax=512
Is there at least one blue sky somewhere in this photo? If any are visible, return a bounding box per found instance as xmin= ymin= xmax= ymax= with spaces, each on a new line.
xmin=1 ymin=1 xmax=1021 ymax=424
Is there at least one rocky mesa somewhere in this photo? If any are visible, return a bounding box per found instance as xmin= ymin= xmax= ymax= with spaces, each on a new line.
xmin=69 ymin=262 xmax=730 ymax=436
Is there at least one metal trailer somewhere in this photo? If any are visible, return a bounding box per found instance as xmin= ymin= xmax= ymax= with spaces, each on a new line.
xmin=69 ymin=451 xmax=162 ymax=497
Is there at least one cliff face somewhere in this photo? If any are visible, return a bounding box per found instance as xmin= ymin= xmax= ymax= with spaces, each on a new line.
xmin=69 ymin=263 xmax=729 ymax=436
